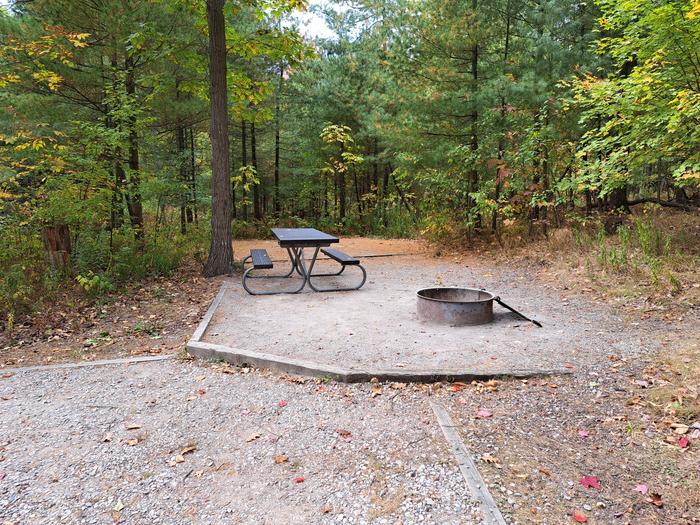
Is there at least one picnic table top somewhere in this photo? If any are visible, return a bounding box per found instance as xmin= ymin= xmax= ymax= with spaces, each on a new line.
xmin=271 ymin=227 xmax=340 ymax=247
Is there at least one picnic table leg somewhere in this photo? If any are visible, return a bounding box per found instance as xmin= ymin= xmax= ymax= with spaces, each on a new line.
xmin=286 ymin=247 xmax=305 ymax=277
xmin=306 ymin=249 xmax=366 ymax=293
xmin=242 ymin=247 xmax=308 ymax=295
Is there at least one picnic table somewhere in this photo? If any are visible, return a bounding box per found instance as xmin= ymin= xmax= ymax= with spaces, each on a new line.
xmin=242 ymin=227 xmax=366 ymax=295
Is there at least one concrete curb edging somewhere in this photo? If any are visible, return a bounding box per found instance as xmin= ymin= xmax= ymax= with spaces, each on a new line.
xmin=186 ymin=339 xmax=570 ymax=383
xmin=431 ymin=402 xmax=508 ymax=525
xmin=187 ymin=283 xmax=572 ymax=383
xmin=0 ymin=354 xmax=175 ymax=374
xmin=190 ymin=283 xmax=228 ymax=343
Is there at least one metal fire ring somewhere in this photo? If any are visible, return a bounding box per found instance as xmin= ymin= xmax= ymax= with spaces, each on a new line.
xmin=416 ymin=287 xmax=495 ymax=326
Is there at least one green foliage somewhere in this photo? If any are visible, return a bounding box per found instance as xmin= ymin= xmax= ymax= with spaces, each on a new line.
xmin=572 ymin=0 xmax=700 ymax=196
xmin=76 ymin=272 xmax=114 ymax=297
xmin=1 ymin=0 xmax=699 ymax=329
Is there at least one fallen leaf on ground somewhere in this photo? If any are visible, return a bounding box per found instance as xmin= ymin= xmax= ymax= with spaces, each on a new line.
xmin=196 ymin=388 xmax=206 ymax=396
xmin=389 ymin=383 xmax=406 ymax=390
xmin=175 ymin=454 xmax=185 ymax=463
xmin=1 ymin=373 xmax=14 ymax=379
xmin=321 ymin=503 xmax=332 ymax=514
xmin=294 ymin=476 xmax=305 ymax=483
xmin=580 ymin=476 xmax=601 ymax=489
xmin=476 ymin=409 xmax=492 ymax=418
xmin=539 ymin=467 xmax=552 ymax=477
xmin=0 ymin=471 xmax=5 ymax=481
xmin=481 ymin=453 xmax=497 ymax=464
xmin=578 ymin=430 xmax=590 ymax=438
xmin=564 ymin=363 xmax=575 ymax=369
xmin=246 ymin=432 xmax=262 ymax=443
xmin=370 ymin=385 xmax=382 ymax=397
xmin=634 ymin=484 xmax=648 ymax=495
xmin=678 ymin=436 xmax=690 ymax=448
xmin=572 ymin=511 xmax=588 ymax=523
xmin=278 ymin=400 xmax=288 ymax=408
xmin=449 ymin=382 xmax=467 ymax=392
xmin=195 ymin=375 xmax=206 ymax=381
xmin=102 ymin=433 xmax=113 ymax=443
xmin=113 ymin=499 xmax=124 ymax=512
xmin=125 ymin=424 xmax=141 ymax=431
xmin=336 ymin=429 xmax=352 ymax=441
xmin=180 ymin=444 xmax=196 ymax=455
xmin=672 ymin=423 xmax=689 ymax=435
xmin=646 ymin=493 xmax=663 ymax=507
xmin=274 ymin=455 xmax=289 ymax=464
xmin=126 ymin=438 xmax=139 ymax=446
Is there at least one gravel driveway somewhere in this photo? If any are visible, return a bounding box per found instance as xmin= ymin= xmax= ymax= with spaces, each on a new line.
xmin=0 ymin=359 xmax=481 ymax=525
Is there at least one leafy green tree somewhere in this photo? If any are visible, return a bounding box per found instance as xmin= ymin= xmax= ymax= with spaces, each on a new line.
xmin=572 ymin=0 xmax=700 ymax=208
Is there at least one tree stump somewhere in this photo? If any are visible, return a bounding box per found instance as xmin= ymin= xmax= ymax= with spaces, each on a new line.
xmin=42 ymin=225 xmax=72 ymax=270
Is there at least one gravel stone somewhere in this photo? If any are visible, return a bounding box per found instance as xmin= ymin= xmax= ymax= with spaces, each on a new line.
xmin=0 ymin=361 xmax=482 ymax=524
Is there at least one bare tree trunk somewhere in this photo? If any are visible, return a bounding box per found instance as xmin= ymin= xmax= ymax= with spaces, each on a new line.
xmin=274 ymin=64 xmax=282 ymax=214
xmin=203 ymin=0 xmax=234 ymax=277
xmin=176 ymin=80 xmax=187 ymax=235
xmin=189 ymin=127 xmax=198 ymax=225
xmin=372 ymin=138 xmax=379 ymax=198
xmin=493 ymin=0 xmax=511 ymax=238
xmin=353 ymin=170 xmax=363 ymax=216
xmin=178 ymin=124 xmax=187 ymax=235
xmin=382 ymin=165 xmax=390 ymax=228
xmin=240 ymin=119 xmax=248 ymax=221
xmin=125 ymin=54 xmax=144 ymax=241
xmin=339 ymin=143 xmax=346 ymax=223
xmin=230 ymin=122 xmax=237 ymax=220
xmin=251 ymin=121 xmax=262 ymax=220
xmin=468 ymin=0 xmax=479 ymax=229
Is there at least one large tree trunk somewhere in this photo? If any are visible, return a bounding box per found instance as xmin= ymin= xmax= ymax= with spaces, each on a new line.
xmin=203 ymin=0 xmax=234 ymax=277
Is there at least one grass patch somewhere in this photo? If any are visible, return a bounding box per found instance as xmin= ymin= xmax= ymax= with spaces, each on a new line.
xmin=646 ymin=340 xmax=700 ymax=423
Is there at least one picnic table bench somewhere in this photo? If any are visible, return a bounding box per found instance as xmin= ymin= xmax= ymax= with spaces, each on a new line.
xmin=242 ymin=228 xmax=367 ymax=295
